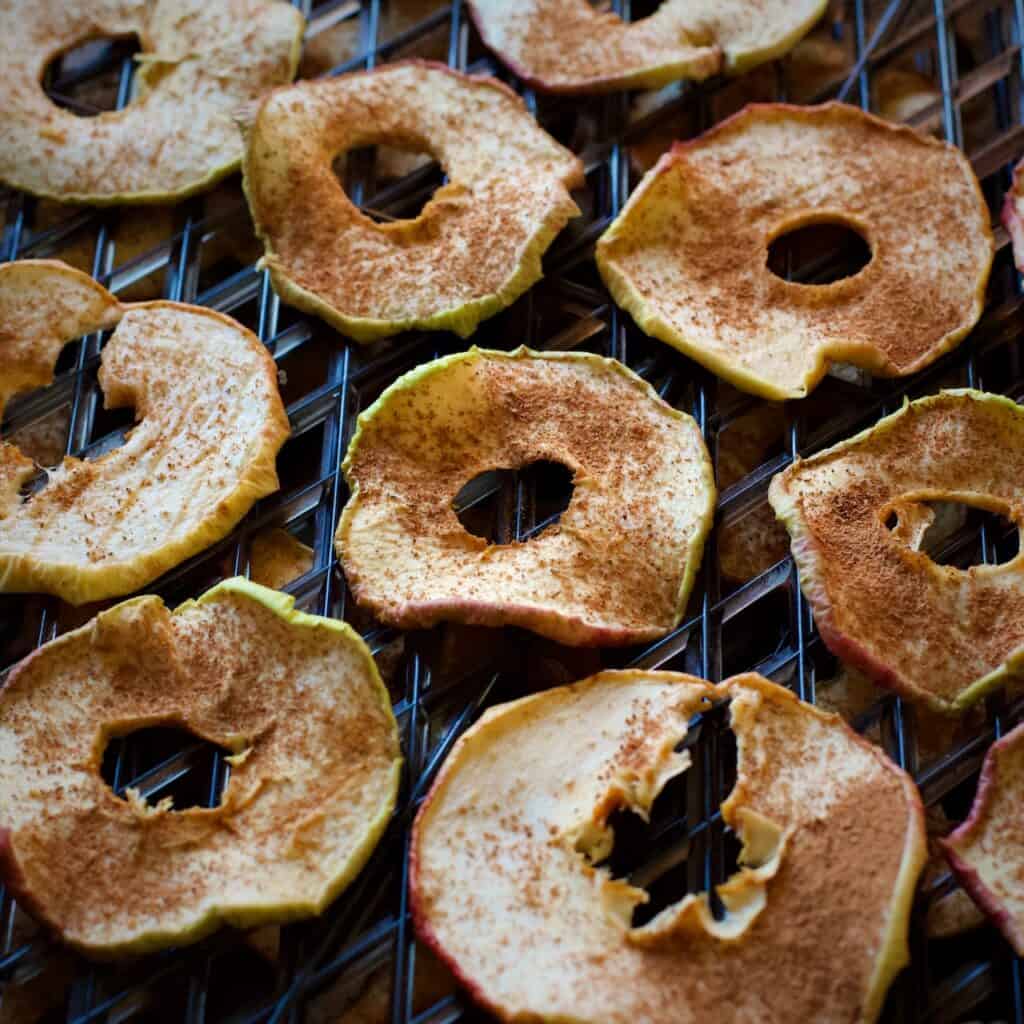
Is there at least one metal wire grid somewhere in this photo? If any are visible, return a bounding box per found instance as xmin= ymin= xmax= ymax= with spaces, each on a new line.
xmin=1 ymin=0 xmax=1024 ymax=1020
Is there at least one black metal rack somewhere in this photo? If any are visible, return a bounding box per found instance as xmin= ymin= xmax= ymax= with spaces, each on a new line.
xmin=3 ymin=0 xmax=1024 ymax=1020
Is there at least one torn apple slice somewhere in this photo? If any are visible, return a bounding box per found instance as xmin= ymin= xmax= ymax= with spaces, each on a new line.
xmin=336 ymin=346 xmax=715 ymax=646
xmin=242 ymin=61 xmax=583 ymax=342
xmin=0 ymin=260 xmax=289 ymax=604
xmin=597 ymin=102 xmax=992 ymax=400
xmin=467 ymin=1 xmax=826 ymax=94
xmin=0 ymin=579 xmax=401 ymax=958
xmin=942 ymin=720 xmax=1024 ymax=954
xmin=770 ymin=390 xmax=1024 ymax=713
xmin=411 ymin=670 xmax=925 ymax=1023
xmin=0 ymin=0 xmax=303 ymax=204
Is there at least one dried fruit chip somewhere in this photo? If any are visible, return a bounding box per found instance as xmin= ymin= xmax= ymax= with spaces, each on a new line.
xmin=597 ymin=103 xmax=992 ymax=399
xmin=1003 ymin=157 xmax=1024 ymax=273
xmin=873 ymin=67 xmax=940 ymax=124
xmin=249 ymin=528 xmax=314 ymax=591
xmin=942 ymin=720 xmax=1024 ymax=954
xmin=0 ymin=260 xmax=289 ymax=604
xmin=242 ymin=62 xmax=583 ymax=341
xmin=467 ymin=0 xmax=826 ymax=94
xmin=769 ymin=390 xmax=1024 ymax=713
xmin=0 ymin=0 xmax=303 ymax=204
xmin=337 ymin=347 xmax=715 ymax=646
xmin=623 ymin=35 xmax=855 ymax=177
xmin=411 ymin=670 xmax=925 ymax=1023
xmin=0 ymin=259 xmax=121 ymax=412
xmin=0 ymin=579 xmax=401 ymax=957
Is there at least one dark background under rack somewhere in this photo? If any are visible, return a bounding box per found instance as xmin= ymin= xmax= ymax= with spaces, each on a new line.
xmin=3 ymin=0 xmax=1024 ymax=1021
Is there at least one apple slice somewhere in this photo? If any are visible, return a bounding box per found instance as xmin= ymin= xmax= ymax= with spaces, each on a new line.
xmin=467 ymin=0 xmax=827 ymax=94
xmin=1002 ymin=158 xmax=1024 ymax=274
xmin=242 ymin=61 xmax=583 ymax=342
xmin=0 ymin=0 xmax=303 ymax=204
xmin=770 ymin=390 xmax=1024 ymax=713
xmin=597 ymin=103 xmax=992 ymax=400
xmin=942 ymin=721 xmax=1024 ymax=954
xmin=0 ymin=260 xmax=289 ymax=604
xmin=0 ymin=579 xmax=401 ymax=958
xmin=411 ymin=670 xmax=925 ymax=1023
xmin=337 ymin=346 xmax=715 ymax=646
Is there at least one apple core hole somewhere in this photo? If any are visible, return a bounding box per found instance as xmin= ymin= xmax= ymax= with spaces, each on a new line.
xmin=766 ymin=220 xmax=872 ymax=285
xmin=335 ymin=144 xmax=442 ymax=224
xmin=82 ymin=401 xmax=135 ymax=460
xmin=101 ymin=725 xmax=231 ymax=812
xmin=592 ymin=705 xmax=741 ymax=927
xmin=44 ymin=35 xmax=141 ymax=116
xmin=9 ymin=385 xmax=134 ymax=506
xmin=453 ymin=460 xmax=574 ymax=544
xmin=588 ymin=0 xmax=666 ymax=20
xmin=887 ymin=499 xmax=1019 ymax=567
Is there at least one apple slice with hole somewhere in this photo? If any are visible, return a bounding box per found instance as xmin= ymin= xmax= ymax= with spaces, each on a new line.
xmin=411 ymin=670 xmax=925 ymax=1024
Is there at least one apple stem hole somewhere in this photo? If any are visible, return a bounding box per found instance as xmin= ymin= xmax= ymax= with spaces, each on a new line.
xmin=44 ymin=35 xmax=141 ymax=117
xmin=888 ymin=499 xmax=1019 ymax=567
xmin=766 ymin=220 xmax=872 ymax=285
xmin=335 ymin=144 xmax=442 ymax=224
xmin=101 ymin=725 xmax=231 ymax=812
xmin=453 ymin=459 xmax=574 ymax=545
xmin=596 ymin=705 xmax=741 ymax=927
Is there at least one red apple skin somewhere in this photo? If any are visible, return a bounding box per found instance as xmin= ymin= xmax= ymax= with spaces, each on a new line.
xmin=1001 ymin=161 xmax=1024 ymax=275
xmin=784 ymin=512 xmax=929 ymax=705
xmin=409 ymin=751 xmax=509 ymax=1021
xmin=355 ymin=590 xmax=669 ymax=649
xmin=941 ymin=723 xmax=1024 ymax=957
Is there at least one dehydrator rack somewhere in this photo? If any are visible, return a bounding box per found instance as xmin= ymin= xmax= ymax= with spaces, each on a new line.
xmin=3 ymin=0 xmax=1024 ymax=1020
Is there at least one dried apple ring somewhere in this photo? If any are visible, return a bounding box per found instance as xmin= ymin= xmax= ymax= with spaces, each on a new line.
xmin=0 ymin=579 xmax=401 ymax=957
xmin=0 ymin=0 xmax=303 ymax=204
xmin=0 ymin=260 xmax=289 ymax=604
xmin=597 ymin=103 xmax=993 ymax=400
xmin=242 ymin=61 xmax=584 ymax=342
xmin=769 ymin=390 xmax=1024 ymax=713
xmin=336 ymin=347 xmax=715 ymax=646
xmin=467 ymin=0 xmax=827 ymax=94
xmin=411 ymin=670 xmax=925 ymax=1024
xmin=942 ymin=720 xmax=1024 ymax=954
